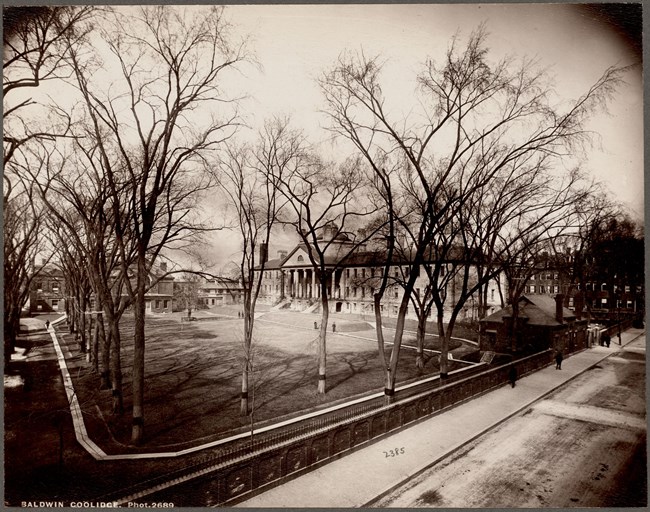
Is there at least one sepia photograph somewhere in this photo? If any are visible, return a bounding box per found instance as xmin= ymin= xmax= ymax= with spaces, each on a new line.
xmin=3 ymin=2 xmax=645 ymax=508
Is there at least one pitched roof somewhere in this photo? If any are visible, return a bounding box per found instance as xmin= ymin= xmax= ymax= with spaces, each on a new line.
xmin=481 ymin=294 xmax=575 ymax=327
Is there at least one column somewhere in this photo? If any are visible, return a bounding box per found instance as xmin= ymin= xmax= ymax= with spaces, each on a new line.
xmin=298 ymin=270 xmax=305 ymax=299
xmin=311 ymin=270 xmax=316 ymax=299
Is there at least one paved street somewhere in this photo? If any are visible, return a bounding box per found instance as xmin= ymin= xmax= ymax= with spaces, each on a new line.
xmin=237 ymin=329 xmax=646 ymax=508
xmin=374 ymin=335 xmax=646 ymax=507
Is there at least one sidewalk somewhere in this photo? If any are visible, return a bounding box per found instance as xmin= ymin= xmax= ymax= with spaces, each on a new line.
xmin=236 ymin=328 xmax=646 ymax=508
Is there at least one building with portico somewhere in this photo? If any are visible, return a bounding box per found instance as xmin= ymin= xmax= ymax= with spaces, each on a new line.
xmin=257 ymin=225 xmax=504 ymax=321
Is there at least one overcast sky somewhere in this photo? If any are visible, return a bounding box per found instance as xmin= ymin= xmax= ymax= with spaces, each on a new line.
xmin=224 ymin=3 xmax=642 ymax=206
xmin=194 ymin=3 xmax=643 ymax=267
xmin=9 ymin=3 xmax=641 ymax=268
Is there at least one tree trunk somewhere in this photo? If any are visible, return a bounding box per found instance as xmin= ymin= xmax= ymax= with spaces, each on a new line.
xmin=437 ymin=313 xmax=449 ymax=377
xmin=69 ymin=299 xmax=75 ymax=334
xmin=78 ymin=294 xmax=87 ymax=355
xmin=109 ymin=318 xmax=123 ymax=415
xmin=92 ymin=311 xmax=100 ymax=373
xmin=317 ymin=279 xmax=329 ymax=394
xmin=100 ymin=309 xmax=111 ymax=390
xmin=240 ymin=363 xmax=249 ymax=416
xmin=4 ymin=306 xmax=20 ymax=370
xmin=415 ymin=314 xmax=426 ymax=369
xmin=383 ymin=295 xmax=411 ymax=405
xmin=240 ymin=299 xmax=254 ymax=416
xmin=131 ymin=255 xmax=147 ymax=444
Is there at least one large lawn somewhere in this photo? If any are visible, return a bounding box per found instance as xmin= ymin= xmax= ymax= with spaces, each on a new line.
xmin=61 ymin=308 xmax=469 ymax=451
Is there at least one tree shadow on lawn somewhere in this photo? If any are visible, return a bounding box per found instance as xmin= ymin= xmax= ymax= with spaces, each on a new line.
xmin=69 ymin=318 xmax=456 ymax=449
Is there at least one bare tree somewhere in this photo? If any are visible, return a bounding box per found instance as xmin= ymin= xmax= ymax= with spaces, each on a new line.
xmin=3 ymin=6 xmax=94 ymax=162
xmin=2 ymin=170 xmax=48 ymax=365
xmin=3 ymin=5 xmax=93 ymax=367
xmin=26 ymin=134 xmax=137 ymax=412
xmin=272 ymin=150 xmax=381 ymax=393
xmin=64 ymin=5 xmax=247 ymax=443
xmin=320 ymin=27 xmax=624 ymax=398
xmin=218 ymin=119 xmax=296 ymax=415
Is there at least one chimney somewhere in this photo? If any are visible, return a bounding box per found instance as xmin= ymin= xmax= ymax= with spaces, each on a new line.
xmin=160 ymin=261 xmax=167 ymax=273
xmin=260 ymin=242 xmax=268 ymax=264
xmin=555 ymin=294 xmax=564 ymax=323
xmin=277 ymin=250 xmax=287 ymax=260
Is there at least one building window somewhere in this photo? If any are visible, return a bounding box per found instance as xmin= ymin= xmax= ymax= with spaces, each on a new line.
xmin=52 ymin=299 xmax=59 ymax=310
xmin=625 ymin=285 xmax=631 ymax=293
xmin=539 ymin=285 xmax=546 ymax=294
xmin=353 ymin=287 xmax=357 ymax=297
xmin=529 ymin=285 xmax=536 ymax=293
xmin=346 ymin=269 xmax=350 ymax=277
xmin=553 ymin=285 xmax=559 ymax=293
xmin=155 ymin=300 xmax=160 ymax=309
xmin=52 ymin=282 xmax=59 ymax=292
xmin=354 ymin=268 xmax=358 ymax=278
xmin=362 ymin=268 xmax=366 ymax=278
xmin=491 ymin=289 xmax=495 ymax=300
xmin=394 ymin=288 xmax=399 ymax=298
xmin=345 ymin=286 xmax=350 ymax=297
xmin=297 ymin=255 xmax=304 ymax=262
xmin=627 ymin=300 xmax=634 ymax=309
xmin=568 ymin=297 xmax=574 ymax=307
xmin=601 ymin=283 xmax=607 ymax=291
xmin=601 ymin=298 xmax=608 ymax=306
xmin=393 ymin=305 xmax=398 ymax=315
xmin=164 ymin=300 xmax=169 ymax=309
xmin=530 ymin=274 xmax=535 ymax=281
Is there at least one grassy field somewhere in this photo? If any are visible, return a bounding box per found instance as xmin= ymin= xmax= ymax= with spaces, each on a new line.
xmin=60 ymin=308 xmax=470 ymax=451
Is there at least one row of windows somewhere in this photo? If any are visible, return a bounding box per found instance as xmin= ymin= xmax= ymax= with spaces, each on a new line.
xmin=579 ymin=283 xmax=640 ymax=293
xmin=592 ymin=298 xmax=636 ymax=309
xmin=529 ymin=273 xmax=559 ymax=281
xmin=526 ymin=285 xmax=560 ymax=294
xmin=262 ymin=265 xmax=422 ymax=282
xmin=34 ymin=280 xmax=61 ymax=293
xmin=527 ymin=282 xmax=642 ymax=294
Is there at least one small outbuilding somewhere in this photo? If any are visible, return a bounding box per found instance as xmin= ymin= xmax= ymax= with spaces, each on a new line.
xmin=479 ymin=294 xmax=588 ymax=356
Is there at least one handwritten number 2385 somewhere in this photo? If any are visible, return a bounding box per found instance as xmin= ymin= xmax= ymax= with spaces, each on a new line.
xmin=384 ymin=447 xmax=405 ymax=457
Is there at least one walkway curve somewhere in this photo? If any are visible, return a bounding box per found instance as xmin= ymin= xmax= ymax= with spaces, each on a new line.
xmin=49 ymin=315 xmax=475 ymax=461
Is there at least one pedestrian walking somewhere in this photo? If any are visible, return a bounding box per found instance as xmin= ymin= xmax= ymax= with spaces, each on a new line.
xmin=45 ymin=320 xmax=50 ymax=330
xmin=555 ymin=350 xmax=563 ymax=370
xmin=508 ymin=365 xmax=517 ymax=388
xmin=603 ymin=333 xmax=611 ymax=348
